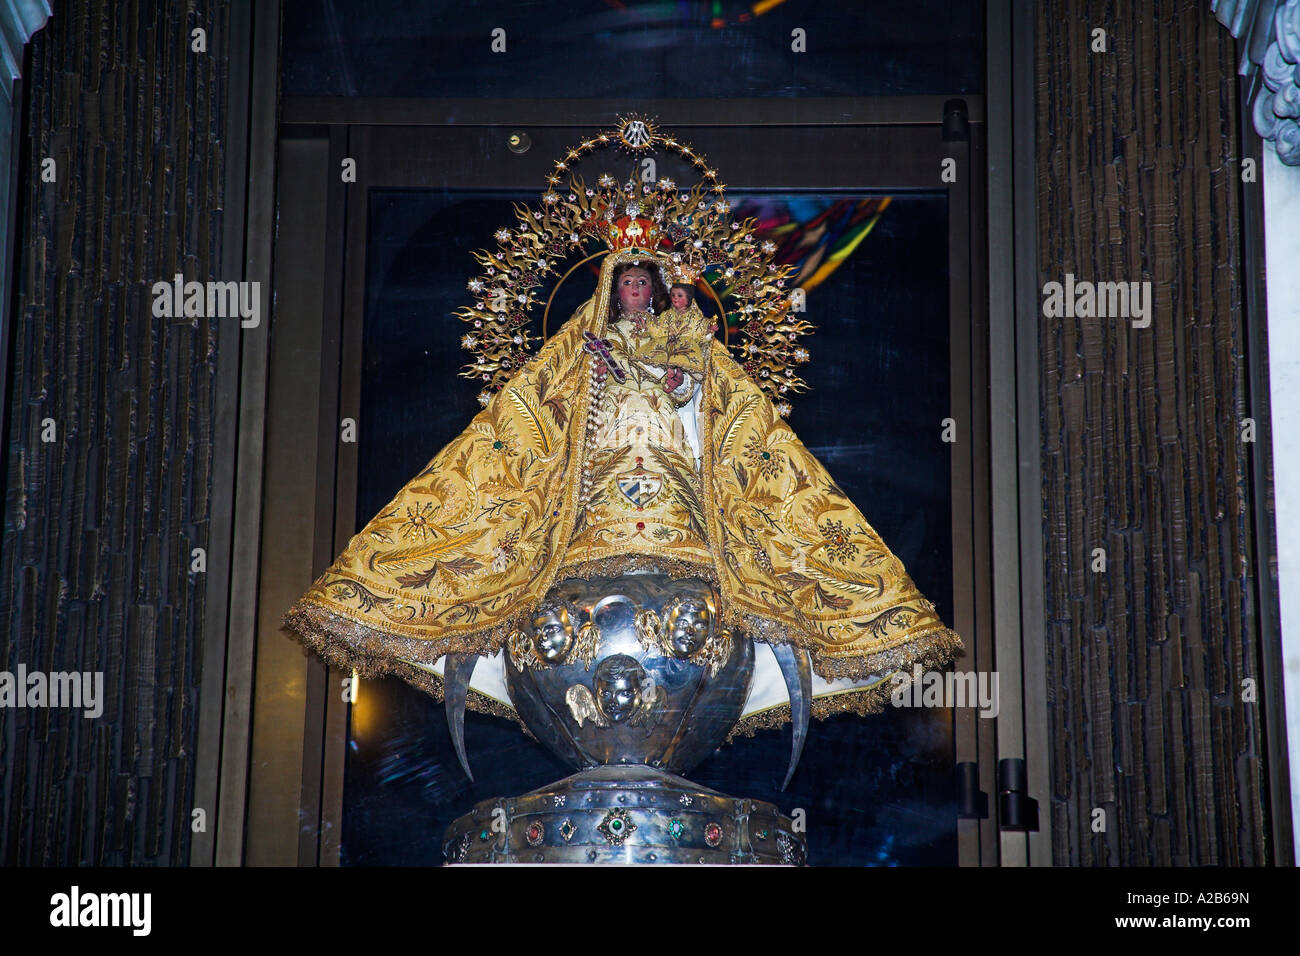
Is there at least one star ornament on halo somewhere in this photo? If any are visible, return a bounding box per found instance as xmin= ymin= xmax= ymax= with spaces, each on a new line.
xmin=615 ymin=113 xmax=659 ymax=151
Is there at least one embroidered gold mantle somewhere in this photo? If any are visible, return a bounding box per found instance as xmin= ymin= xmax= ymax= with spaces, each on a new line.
xmin=282 ymin=252 xmax=963 ymax=711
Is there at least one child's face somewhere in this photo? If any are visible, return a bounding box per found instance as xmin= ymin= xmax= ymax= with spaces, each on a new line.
xmin=670 ymin=287 xmax=689 ymax=310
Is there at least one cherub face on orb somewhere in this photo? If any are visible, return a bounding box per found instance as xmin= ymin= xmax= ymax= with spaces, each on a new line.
xmin=617 ymin=266 xmax=654 ymax=314
xmin=530 ymin=604 xmax=576 ymax=664
xmin=593 ymin=654 xmax=645 ymax=723
xmin=664 ymin=597 xmax=713 ymax=658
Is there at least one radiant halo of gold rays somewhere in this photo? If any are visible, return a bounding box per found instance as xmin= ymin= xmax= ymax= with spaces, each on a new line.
xmin=453 ymin=117 xmax=813 ymax=416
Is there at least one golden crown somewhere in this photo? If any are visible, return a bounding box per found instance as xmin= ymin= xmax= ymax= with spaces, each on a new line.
xmin=595 ymin=211 xmax=661 ymax=252
xmin=454 ymin=116 xmax=813 ymax=415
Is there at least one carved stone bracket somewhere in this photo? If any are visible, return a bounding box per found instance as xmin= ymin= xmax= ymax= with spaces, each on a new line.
xmin=1214 ymin=0 xmax=1300 ymax=164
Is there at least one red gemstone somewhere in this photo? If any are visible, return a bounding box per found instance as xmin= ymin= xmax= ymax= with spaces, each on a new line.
xmin=705 ymin=822 xmax=723 ymax=847
xmin=636 ymin=522 xmax=645 ymax=530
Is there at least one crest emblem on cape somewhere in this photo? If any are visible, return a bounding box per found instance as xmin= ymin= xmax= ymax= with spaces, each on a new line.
xmin=616 ymin=466 xmax=663 ymax=509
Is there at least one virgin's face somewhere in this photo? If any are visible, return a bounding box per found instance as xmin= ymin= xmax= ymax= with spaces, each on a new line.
xmin=670 ymin=287 xmax=689 ymax=310
xmin=616 ymin=268 xmax=654 ymax=313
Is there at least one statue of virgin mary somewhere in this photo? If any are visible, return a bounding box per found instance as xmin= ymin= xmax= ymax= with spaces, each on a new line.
xmin=282 ymin=128 xmax=963 ymax=791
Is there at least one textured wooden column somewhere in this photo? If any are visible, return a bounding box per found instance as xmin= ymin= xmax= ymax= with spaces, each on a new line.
xmin=1036 ymin=0 xmax=1270 ymax=864
xmin=0 ymin=1 xmax=228 ymax=864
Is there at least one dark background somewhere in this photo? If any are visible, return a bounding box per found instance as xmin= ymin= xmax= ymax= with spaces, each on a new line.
xmin=283 ymin=0 xmax=985 ymax=99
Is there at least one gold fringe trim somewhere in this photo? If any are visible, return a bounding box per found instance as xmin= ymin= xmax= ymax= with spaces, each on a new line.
xmin=281 ymin=602 xmax=530 ymax=735
xmin=718 ymin=600 xmax=966 ymax=683
xmin=282 ymin=591 xmax=537 ymax=667
xmin=722 ymin=677 xmax=904 ymax=744
xmin=556 ymin=552 xmax=719 ymax=586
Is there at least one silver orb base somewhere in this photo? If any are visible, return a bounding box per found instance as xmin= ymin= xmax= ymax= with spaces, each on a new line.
xmin=440 ymin=572 xmax=813 ymax=865
xmin=443 ymin=765 xmax=807 ymax=865
xmin=503 ymin=572 xmax=752 ymax=776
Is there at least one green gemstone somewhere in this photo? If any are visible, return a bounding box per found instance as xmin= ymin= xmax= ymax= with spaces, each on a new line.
xmin=668 ymin=818 xmax=685 ymax=840
xmin=610 ymin=819 xmax=622 ymax=831
xmin=493 ymin=440 xmax=503 ymax=449
xmin=479 ymin=829 xmax=489 ymax=840
xmin=761 ymin=451 xmax=771 ymax=459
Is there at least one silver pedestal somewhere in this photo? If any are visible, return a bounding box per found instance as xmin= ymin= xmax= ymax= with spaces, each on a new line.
xmin=444 ymin=765 xmax=806 ymax=865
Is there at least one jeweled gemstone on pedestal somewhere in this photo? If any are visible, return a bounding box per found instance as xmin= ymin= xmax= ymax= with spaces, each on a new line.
xmin=526 ymin=822 xmax=544 ymax=846
xmin=704 ymin=822 xmax=723 ymax=847
xmin=597 ymin=807 xmax=636 ymax=846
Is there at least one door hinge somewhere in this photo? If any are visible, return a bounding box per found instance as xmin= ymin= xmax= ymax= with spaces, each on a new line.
xmin=956 ymin=761 xmax=989 ymax=819
xmin=998 ymin=758 xmax=1039 ymax=831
